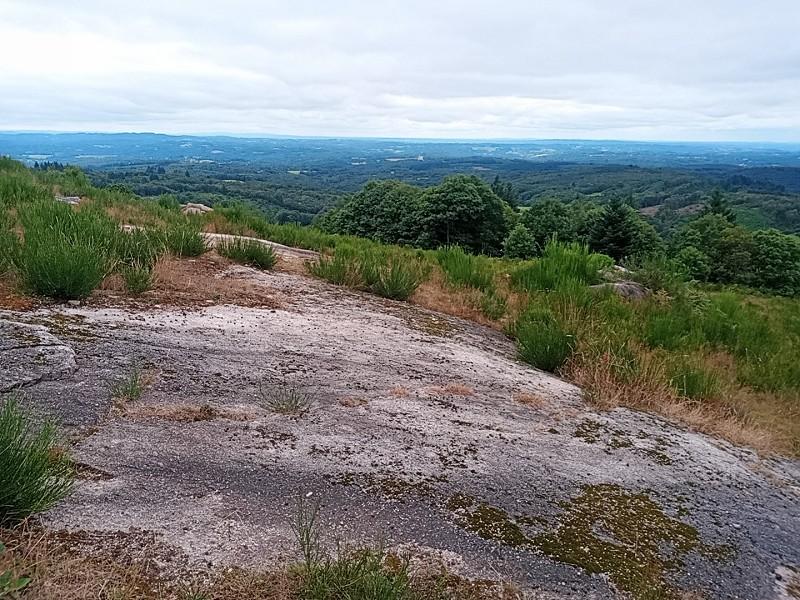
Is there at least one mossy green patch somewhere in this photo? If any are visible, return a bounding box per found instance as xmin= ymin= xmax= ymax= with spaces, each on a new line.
xmin=534 ymin=484 xmax=729 ymax=600
xmin=447 ymin=485 xmax=732 ymax=600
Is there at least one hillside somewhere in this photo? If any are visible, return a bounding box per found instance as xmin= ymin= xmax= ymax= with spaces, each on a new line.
xmin=1 ymin=160 xmax=800 ymax=599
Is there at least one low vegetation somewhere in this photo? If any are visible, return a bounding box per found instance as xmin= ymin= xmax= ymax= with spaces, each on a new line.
xmin=258 ymin=379 xmax=314 ymax=415
xmin=217 ymin=237 xmax=278 ymax=270
xmin=1 ymin=158 xmax=799 ymax=455
xmin=0 ymin=394 xmax=74 ymax=526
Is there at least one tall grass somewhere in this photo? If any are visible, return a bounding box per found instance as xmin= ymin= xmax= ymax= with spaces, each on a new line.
xmin=512 ymin=241 xmax=613 ymax=292
xmin=217 ymin=238 xmax=278 ymax=270
xmin=435 ymin=245 xmax=496 ymax=292
xmin=15 ymin=200 xmax=118 ymax=299
xmin=0 ymin=393 xmax=74 ymax=525
xmin=308 ymin=244 xmax=429 ymax=301
xmin=162 ymin=223 xmax=208 ymax=257
xmin=512 ymin=308 xmax=576 ymax=372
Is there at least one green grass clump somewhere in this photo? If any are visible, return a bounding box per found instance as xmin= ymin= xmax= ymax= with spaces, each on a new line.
xmin=110 ymin=365 xmax=145 ymax=403
xmin=258 ymin=379 xmax=314 ymax=415
xmin=217 ymin=238 xmax=278 ymax=270
xmin=513 ymin=309 xmax=576 ymax=372
xmin=120 ymin=262 xmax=155 ymax=295
xmin=512 ymin=241 xmax=612 ymax=292
xmin=309 ymin=245 xmax=428 ymax=301
xmin=435 ymin=245 xmax=496 ymax=292
xmin=15 ymin=200 xmax=118 ymax=299
xmin=359 ymin=251 xmax=428 ymax=301
xmin=293 ymin=499 xmax=415 ymax=600
xmin=162 ymin=223 xmax=207 ymax=257
xmin=668 ymin=358 xmax=721 ymax=400
xmin=0 ymin=394 xmax=74 ymax=526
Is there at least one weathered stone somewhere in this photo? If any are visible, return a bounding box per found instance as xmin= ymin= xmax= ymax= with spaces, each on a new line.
xmin=0 ymin=319 xmax=76 ymax=392
xmin=590 ymin=280 xmax=651 ymax=300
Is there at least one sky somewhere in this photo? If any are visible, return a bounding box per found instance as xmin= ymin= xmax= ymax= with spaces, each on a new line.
xmin=1 ymin=1 xmax=799 ymax=141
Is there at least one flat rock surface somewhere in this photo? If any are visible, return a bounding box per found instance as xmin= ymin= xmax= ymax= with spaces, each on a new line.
xmin=1 ymin=266 xmax=798 ymax=599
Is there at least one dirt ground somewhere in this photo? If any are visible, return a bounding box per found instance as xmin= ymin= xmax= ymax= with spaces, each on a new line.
xmin=2 ymin=259 xmax=799 ymax=599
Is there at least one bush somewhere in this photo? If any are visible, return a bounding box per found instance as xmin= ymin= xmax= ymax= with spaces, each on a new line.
xmin=162 ymin=223 xmax=207 ymax=257
xmin=503 ymin=223 xmax=536 ymax=259
xmin=16 ymin=201 xmax=117 ymax=299
xmin=217 ymin=238 xmax=278 ymax=270
xmin=307 ymin=250 xmax=362 ymax=287
xmin=627 ymin=254 xmax=686 ymax=295
xmin=0 ymin=394 xmax=74 ymax=525
xmin=513 ymin=309 xmax=575 ymax=372
xmin=435 ymin=245 xmax=495 ymax=292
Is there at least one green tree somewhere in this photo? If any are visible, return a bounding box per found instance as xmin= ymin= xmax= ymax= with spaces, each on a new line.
xmin=519 ymin=199 xmax=577 ymax=253
xmin=750 ymin=229 xmax=800 ymax=295
xmin=503 ymin=223 xmax=537 ymax=259
xmin=317 ymin=180 xmax=424 ymax=245
xmin=589 ymin=198 xmax=663 ymax=262
xmin=418 ymin=175 xmax=509 ymax=254
xmin=491 ymin=175 xmax=518 ymax=208
xmin=702 ymin=189 xmax=736 ymax=223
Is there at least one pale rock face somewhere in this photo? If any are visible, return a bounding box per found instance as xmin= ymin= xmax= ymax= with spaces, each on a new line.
xmin=2 ymin=265 xmax=798 ymax=599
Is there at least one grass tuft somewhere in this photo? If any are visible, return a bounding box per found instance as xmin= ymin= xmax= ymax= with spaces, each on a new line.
xmin=512 ymin=309 xmax=576 ymax=373
xmin=217 ymin=238 xmax=278 ymax=270
xmin=258 ymin=379 xmax=314 ymax=415
xmin=0 ymin=393 xmax=74 ymax=526
xmin=162 ymin=223 xmax=208 ymax=257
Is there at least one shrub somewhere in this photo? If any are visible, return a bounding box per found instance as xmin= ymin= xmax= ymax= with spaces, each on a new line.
xmin=513 ymin=309 xmax=575 ymax=372
xmin=435 ymin=245 xmax=495 ymax=292
xmin=479 ymin=290 xmax=508 ymax=320
xmin=307 ymin=251 xmax=361 ymax=287
xmin=162 ymin=223 xmax=207 ymax=257
xmin=110 ymin=365 xmax=145 ymax=403
xmin=217 ymin=238 xmax=278 ymax=270
xmin=627 ymin=254 xmax=686 ymax=295
xmin=16 ymin=200 xmax=117 ymax=299
xmin=503 ymin=223 xmax=536 ymax=259
xmin=0 ymin=394 xmax=74 ymax=525
xmin=293 ymin=499 xmax=414 ymax=600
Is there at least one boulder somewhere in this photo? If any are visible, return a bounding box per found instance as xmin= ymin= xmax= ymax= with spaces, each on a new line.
xmin=181 ymin=203 xmax=213 ymax=215
xmin=590 ymin=280 xmax=651 ymax=300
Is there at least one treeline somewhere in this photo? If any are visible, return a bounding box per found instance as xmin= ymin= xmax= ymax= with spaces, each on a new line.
xmin=317 ymin=175 xmax=800 ymax=296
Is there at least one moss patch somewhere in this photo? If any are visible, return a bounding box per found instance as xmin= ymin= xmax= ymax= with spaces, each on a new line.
xmin=447 ymin=485 xmax=732 ymax=600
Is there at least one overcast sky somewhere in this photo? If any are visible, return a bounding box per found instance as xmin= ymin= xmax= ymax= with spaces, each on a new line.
xmin=1 ymin=1 xmax=798 ymax=141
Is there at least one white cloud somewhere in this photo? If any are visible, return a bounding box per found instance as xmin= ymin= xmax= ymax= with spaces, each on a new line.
xmin=1 ymin=0 xmax=798 ymax=140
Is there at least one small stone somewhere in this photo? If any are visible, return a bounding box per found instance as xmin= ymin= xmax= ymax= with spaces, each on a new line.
xmin=67 ymin=300 xmax=81 ymax=307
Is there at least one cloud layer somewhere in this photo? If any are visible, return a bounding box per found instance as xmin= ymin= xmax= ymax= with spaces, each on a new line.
xmin=1 ymin=0 xmax=799 ymax=140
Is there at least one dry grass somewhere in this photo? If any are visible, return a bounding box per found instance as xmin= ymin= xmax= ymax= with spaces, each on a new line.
xmin=121 ymin=403 xmax=252 ymax=423
xmin=411 ymin=269 xmax=500 ymax=329
xmin=93 ymin=253 xmax=283 ymax=309
xmin=565 ymin=351 xmax=779 ymax=454
xmin=0 ymin=526 xmax=521 ymax=600
xmin=201 ymin=213 xmax=258 ymax=238
xmin=429 ymin=383 xmax=475 ymax=396
xmin=338 ymin=397 xmax=368 ymax=408
xmin=513 ymin=393 xmax=547 ymax=408
xmin=0 ymin=526 xmax=296 ymax=600
xmin=389 ymin=386 xmax=410 ymax=398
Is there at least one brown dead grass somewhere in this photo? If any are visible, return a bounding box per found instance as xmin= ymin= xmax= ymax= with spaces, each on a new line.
xmin=0 ymin=526 xmax=520 ymax=600
xmin=338 ymin=397 xmax=368 ymax=408
xmin=92 ymin=253 xmax=283 ymax=309
xmin=202 ymin=213 xmax=258 ymax=238
xmin=0 ymin=275 xmax=36 ymax=311
xmin=122 ymin=403 xmax=252 ymax=423
xmin=513 ymin=393 xmax=547 ymax=408
xmin=389 ymin=386 xmax=410 ymax=398
xmin=0 ymin=526 xmax=296 ymax=600
xmin=565 ymin=351 xmax=779 ymax=454
xmin=429 ymin=383 xmax=475 ymax=396
xmin=411 ymin=269 xmax=500 ymax=329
